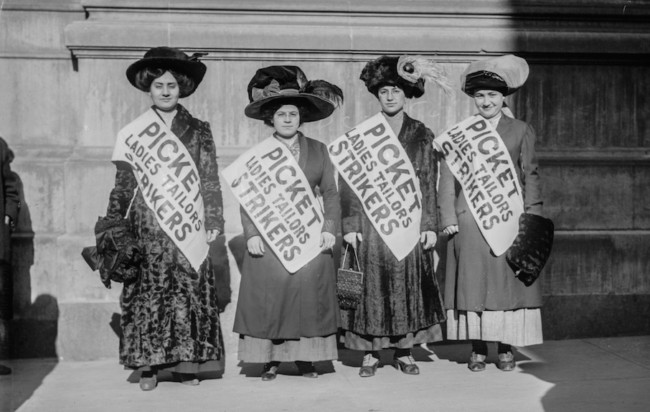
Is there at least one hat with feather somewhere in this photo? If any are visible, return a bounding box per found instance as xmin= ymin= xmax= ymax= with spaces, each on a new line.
xmin=126 ymin=47 xmax=207 ymax=98
xmin=244 ymin=66 xmax=343 ymax=123
xmin=461 ymin=54 xmax=529 ymax=97
xmin=360 ymin=55 xmax=452 ymax=99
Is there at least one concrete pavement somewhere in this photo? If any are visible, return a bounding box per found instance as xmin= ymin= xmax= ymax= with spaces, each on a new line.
xmin=2 ymin=336 xmax=650 ymax=412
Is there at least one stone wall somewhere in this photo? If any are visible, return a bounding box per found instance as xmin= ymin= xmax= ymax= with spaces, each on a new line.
xmin=1 ymin=0 xmax=649 ymax=360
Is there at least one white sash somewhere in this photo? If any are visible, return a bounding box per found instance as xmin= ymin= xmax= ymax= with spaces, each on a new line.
xmin=111 ymin=108 xmax=209 ymax=271
xmin=221 ymin=136 xmax=324 ymax=273
xmin=434 ymin=115 xmax=524 ymax=256
xmin=328 ymin=113 xmax=422 ymax=261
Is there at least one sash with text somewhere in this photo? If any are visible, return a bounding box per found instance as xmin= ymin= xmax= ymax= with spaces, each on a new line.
xmin=328 ymin=113 xmax=422 ymax=261
xmin=112 ymin=109 xmax=208 ymax=271
xmin=221 ymin=137 xmax=324 ymax=273
xmin=434 ymin=115 xmax=524 ymax=256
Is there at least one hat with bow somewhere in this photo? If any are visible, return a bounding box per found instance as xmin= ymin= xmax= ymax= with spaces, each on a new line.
xmin=126 ymin=47 xmax=207 ymax=97
xmin=244 ymin=66 xmax=343 ymax=122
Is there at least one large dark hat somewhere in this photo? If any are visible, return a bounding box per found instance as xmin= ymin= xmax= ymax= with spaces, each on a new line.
xmin=506 ymin=213 xmax=555 ymax=287
xmin=125 ymin=47 xmax=207 ymax=97
xmin=360 ymin=56 xmax=452 ymax=99
xmin=244 ymin=66 xmax=343 ymax=123
xmin=360 ymin=56 xmax=426 ymax=99
xmin=461 ymin=54 xmax=529 ymax=97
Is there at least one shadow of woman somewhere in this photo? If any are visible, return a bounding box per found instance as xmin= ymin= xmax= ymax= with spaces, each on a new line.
xmin=0 ymin=168 xmax=60 ymax=412
xmin=2 ymin=294 xmax=59 ymax=412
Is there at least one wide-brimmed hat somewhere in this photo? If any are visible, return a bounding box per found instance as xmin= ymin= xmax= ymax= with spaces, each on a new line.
xmin=461 ymin=54 xmax=529 ymax=97
xmin=244 ymin=66 xmax=343 ymax=123
xmin=126 ymin=47 xmax=207 ymax=97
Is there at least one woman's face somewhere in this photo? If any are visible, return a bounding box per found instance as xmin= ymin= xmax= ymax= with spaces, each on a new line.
xmin=377 ymin=85 xmax=406 ymax=115
xmin=149 ymin=71 xmax=180 ymax=112
xmin=473 ymin=90 xmax=505 ymax=119
xmin=272 ymin=104 xmax=301 ymax=138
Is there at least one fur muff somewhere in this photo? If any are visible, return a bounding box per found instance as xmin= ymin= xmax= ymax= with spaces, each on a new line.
xmin=506 ymin=213 xmax=554 ymax=286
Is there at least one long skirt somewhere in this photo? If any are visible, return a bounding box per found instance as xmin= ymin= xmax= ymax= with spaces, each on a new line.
xmin=119 ymin=196 xmax=224 ymax=373
xmin=446 ymin=308 xmax=543 ymax=347
xmin=234 ymin=241 xmax=340 ymax=362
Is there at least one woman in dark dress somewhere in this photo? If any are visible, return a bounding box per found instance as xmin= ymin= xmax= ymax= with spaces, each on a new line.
xmin=439 ymin=55 xmax=544 ymax=372
xmin=340 ymin=56 xmax=447 ymax=377
xmin=106 ymin=47 xmax=225 ymax=390
xmin=233 ymin=66 xmax=343 ymax=380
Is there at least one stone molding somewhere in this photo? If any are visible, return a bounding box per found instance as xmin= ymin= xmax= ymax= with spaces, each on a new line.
xmin=64 ymin=0 xmax=650 ymax=60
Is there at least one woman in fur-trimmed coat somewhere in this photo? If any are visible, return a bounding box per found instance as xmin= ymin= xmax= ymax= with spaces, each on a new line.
xmin=107 ymin=47 xmax=225 ymax=391
xmin=340 ymin=56 xmax=446 ymax=377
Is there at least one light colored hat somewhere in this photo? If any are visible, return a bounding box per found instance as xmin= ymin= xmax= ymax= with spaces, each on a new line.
xmin=461 ymin=54 xmax=529 ymax=96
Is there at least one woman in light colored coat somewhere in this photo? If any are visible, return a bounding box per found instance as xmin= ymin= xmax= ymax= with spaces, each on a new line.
xmin=439 ymin=55 xmax=544 ymax=372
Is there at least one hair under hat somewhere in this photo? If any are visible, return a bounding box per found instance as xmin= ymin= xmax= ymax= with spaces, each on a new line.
xmin=361 ymin=55 xmax=452 ymax=99
xmin=244 ymin=66 xmax=343 ymax=123
xmin=360 ymin=56 xmax=425 ymax=99
xmin=461 ymin=54 xmax=529 ymax=97
xmin=126 ymin=47 xmax=207 ymax=97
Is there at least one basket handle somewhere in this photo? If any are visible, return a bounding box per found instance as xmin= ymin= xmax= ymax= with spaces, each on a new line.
xmin=341 ymin=243 xmax=361 ymax=270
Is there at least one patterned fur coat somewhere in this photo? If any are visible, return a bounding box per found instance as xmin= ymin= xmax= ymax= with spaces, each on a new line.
xmin=340 ymin=113 xmax=446 ymax=338
xmin=107 ymin=105 xmax=225 ymax=370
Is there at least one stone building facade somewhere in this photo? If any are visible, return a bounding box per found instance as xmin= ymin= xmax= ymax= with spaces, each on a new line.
xmin=1 ymin=0 xmax=649 ymax=360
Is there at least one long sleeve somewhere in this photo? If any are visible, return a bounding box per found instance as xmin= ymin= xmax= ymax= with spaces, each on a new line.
xmin=240 ymin=206 xmax=261 ymax=240
xmin=106 ymin=165 xmax=137 ymax=219
xmin=318 ymin=144 xmax=340 ymax=235
xmin=438 ymin=159 xmax=458 ymax=230
xmin=1 ymin=140 xmax=20 ymax=221
xmin=417 ymin=130 xmax=439 ymax=233
xmin=520 ymin=123 xmax=543 ymax=215
xmin=339 ymin=176 xmax=364 ymax=235
xmin=198 ymin=123 xmax=225 ymax=233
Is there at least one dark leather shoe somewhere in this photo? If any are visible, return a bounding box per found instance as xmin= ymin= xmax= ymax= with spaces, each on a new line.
xmin=497 ymin=352 xmax=515 ymax=371
xmin=394 ymin=356 xmax=419 ymax=375
xmin=468 ymin=352 xmax=486 ymax=372
xmin=0 ymin=365 xmax=11 ymax=375
xmin=173 ymin=372 xmax=200 ymax=385
xmin=139 ymin=372 xmax=157 ymax=391
xmin=261 ymin=362 xmax=279 ymax=381
xmin=296 ymin=361 xmax=318 ymax=378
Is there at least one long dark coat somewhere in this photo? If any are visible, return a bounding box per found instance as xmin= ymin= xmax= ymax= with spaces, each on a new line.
xmin=439 ymin=115 xmax=543 ymax=311
xmin=233 ymin=133 xmax=341 ymax=339
xmin=0 ymin=137 xmax=20 ymax=263
xmin=340 ymin=113 xmax=446 ymax=337
xmin=107 ymin=105 xmax=225 ymax=369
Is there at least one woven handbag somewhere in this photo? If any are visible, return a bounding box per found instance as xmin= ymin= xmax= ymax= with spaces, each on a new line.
xmin=337 ymin=244 xmax=364 ymax=310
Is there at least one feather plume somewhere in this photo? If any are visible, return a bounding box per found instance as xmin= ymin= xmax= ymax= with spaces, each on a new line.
xmin=397 ymin=56 xmax=454 ymax=95
xmin=302 ymin=80 xmax=344 ymax=107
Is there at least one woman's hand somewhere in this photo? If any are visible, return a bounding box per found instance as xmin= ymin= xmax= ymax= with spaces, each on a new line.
xmin=343 ymin=232 xmax=363 ymax=248
xmin=420 ymin=231 xmax=438 ymax=250
xmin=443 ymin=225 xmax=459 ymax=236
xmin=247 ymin=236 xmax=265 ymax=256
xmin=206 ymin=229 xmax=220 ymax=243
xmin=320 ymin=232 xmax=335 ymax=251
